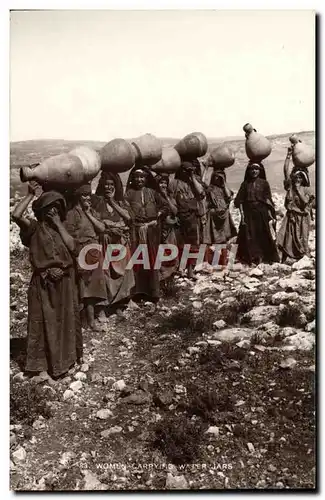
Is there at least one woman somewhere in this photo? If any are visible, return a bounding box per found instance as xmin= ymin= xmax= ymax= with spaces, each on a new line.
xmin=203 ymin=169 xmax=237 ymax=265
xmin=125 ymin=165 xmax=168 ymax=302
xmin=277 ymin=147 xmax=315 ymax=262
xmin=11 ymin=184 xmax=82 ymax=378
xmin=63 ymin=184 xmax=107 ymax=329
xmin=169 ymin=161 xmax=207 ymax=279
xmin=92 ymin=171 xmax=135 ymax=313
xmin=234 ymin=162 xmax=279 ymax=265
xmin=155 ymin=173 xmax=179 ymax=283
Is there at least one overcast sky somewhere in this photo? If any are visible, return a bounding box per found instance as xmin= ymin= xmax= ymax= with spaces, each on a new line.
xmin=10 ymin=9 xmax=315 ymax=142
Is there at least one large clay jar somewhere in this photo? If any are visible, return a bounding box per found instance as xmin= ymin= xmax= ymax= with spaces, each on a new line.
xmin=20 ymin=153 xmax=92 ymax=187
xmin=289 ymin=134 xmax=315 ymax=168
xmin=174 ymin=132 xmax=208 ymax=160
xmin=69 ymin=146 xmax=101 ymax=180
xmin=210 ymin=143 xmax=235 ymax=169
xmin=130 ymin=133 xmax=162 ymax=166
xmin=151 ymin=148 xmax=181 ymax=174
xmin=100 ymin=138 xmax=136 ymax=173
xmin=243 ymin=123 xmax=272 ymax=162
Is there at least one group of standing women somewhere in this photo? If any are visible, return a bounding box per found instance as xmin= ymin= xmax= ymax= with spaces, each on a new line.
xmin=11 ymin=146 xmax=314 ymax=379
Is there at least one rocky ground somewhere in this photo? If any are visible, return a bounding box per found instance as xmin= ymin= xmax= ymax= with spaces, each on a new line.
xmin=9 ymin=195 xmax=316 ymax=491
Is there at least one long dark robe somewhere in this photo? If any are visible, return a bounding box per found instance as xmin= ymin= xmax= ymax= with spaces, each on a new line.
xmin=277 ymin=181 xmax=313 ymax=260
xmin=64 ymin=205 xmax=107 ymax=303
xmin=20 ymin=220 xmax=82 ymax=377
xmin=91 ymin=195 xmax=135 ymax=305
xmin=234 ymin=178 xmax=279 ymax=265
xmin=125 ymin=187 xmax=167 ymax=299
xmin=169 ymin=176 xmax=206 ymax=247
xmin=203 ymin=184 xmax=237 ymax=244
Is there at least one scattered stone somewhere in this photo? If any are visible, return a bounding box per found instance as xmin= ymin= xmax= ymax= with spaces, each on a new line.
xmin=213 ymin=320 xmax=227 ymax=330
xmin=82 ymin=470 xmax=108 ymax=490
xmin=192 ymin=301 xmax=202 ymax=309
xmin=206 ymin=426 xmax=220 ymax=436
xmin=165 ymin=473 xmax=189 ymax=490
xmin=90 ymin=372 xmax=102 ymax=383
xmin=195 ymin=341 xmax=208 ymax=347
xmin=270 ymin=291 xmax=299 ymax=305
xmin=97 ymin=409 xmax=113 ymax=420
xmin=256 ymin=479 xmax=267 ymax=488
xmin=101 ymin=426 xmax=123 ymax=438
xmin=12 ymin=446 xmax=27 ymax=463
xmin=59 ymin=451 xmax=76 ymax=466
xmin=74 ymin=371 xmax=87 ymax=381
xmin=13 ymin=372 xmax=25 ymax=382
xmin=308 ymin=365 xmax=315 ymax=372
xmin=63 ymin=390 xmax=74 ymax=401
xmin=236 ymin=339 xmax=250 ymax=349
xmin=249 ymin=268 xmax=264 ymax=277
xmin=33 ymin=418 xmax=46 ymax=430
xmin=284 ymin=331 xmax=314 ymax=351
xmin=268 ymin=464 xmax=277 ymax=472
xmin=80 ymin=363 xmax=89 ymax=372
xmin=127 ymin=300 xmax=140 ymax=310
xmin=242 ymin=306 xmax=278 ymax=326
xmin=212 ymin=328 xmax=253 ymax=342
xmin=277 ymin=277 xmax=311 ymax=293
xmin=247 ymin=442 xmax=255 ymax=453
xmin=280 ymin=357 xmax=297 ymax=369
xmin=258 ymin=321 xmax=280 ymax=337
xmin=154 ymin=390 xmax=174 ymax=407
xmin=188 ymin=346 xmax=200 ymax=355
xmin=112 ymin=380 xmax=126 ymax=391
xmin=206 ymin=339 xmax=222 ymax=347
xmin=276 ymin=481 xmax=285 ymax=488
xmin=31 ymin=371 xmax=51 ymax=384
xmin=122 ymin=390 xmax=151 ymax=405
xmin=254 ymin=345 xmax=266 ymax=352
xmin=69 ymin=380 xmax=83 ymax=392
xmin=175 ymin=385 xmax=186 ymax=394
xmin=292 ymin=255 xmax=314 ymax=270
xmin=306 ymin=320 xmax=315 ymax=332
xmin=281 ymin=327 xmax=297 ymax=338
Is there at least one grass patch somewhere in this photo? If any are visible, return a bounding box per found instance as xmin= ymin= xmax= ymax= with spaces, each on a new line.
xmin=152 ymin=415 xmax=204 ymax=465
xmin=10 ymin=380 xmax=53 ymax=427
xmin=276 ymin=303 xmax=306 ymax=328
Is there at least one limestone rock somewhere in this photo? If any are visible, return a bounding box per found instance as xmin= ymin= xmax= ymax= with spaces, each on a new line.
xmin=213 ymin=319 xmax=227 ymax=330
xmin=212 ymin=328 xmax=253 ymax=342
xmin=69 ymin=380 xmax=83 ymax=392
xmin=306 ymin=320 xmax=315 ymax=332
xmin=242 ymin=306 xmax=278 ymax=326
xmin=112 ymin=380 xmax=126 ymax=391
xmin=280 ymin=357 xmax=297 ymax=369
xmin=284 ymin=331 xmax=315 ymax=351
xmin=97 ymin=409 xmax=113 ymax=420
xmin=165 ymin=473 xmax=189 ymax=489
xmin=270 ymin=291 xmax=299 ymax=305
xmin=12 ymin=446 xmax=26 ymax=463
xmin=292 ymin=256 xmax=314 ymax=271
xmin=63 ymin=389 xmax=74 ymax=401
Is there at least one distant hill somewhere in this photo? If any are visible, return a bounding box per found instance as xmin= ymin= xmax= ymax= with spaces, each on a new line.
xmin=10 ymin=131 xmax=315 ymax=197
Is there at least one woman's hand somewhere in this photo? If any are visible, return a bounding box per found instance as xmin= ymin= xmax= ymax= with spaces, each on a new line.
xmin=47 ymin=207 xmax=61 ymax=227
xmin=286 ymin=146 xmax=293 ymax=158
xmin=28 ymin=181 xmax=41 ymax=196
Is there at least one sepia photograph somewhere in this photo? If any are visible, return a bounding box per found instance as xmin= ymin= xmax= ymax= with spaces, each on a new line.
xmin=9 ymin=7 xmax=316 ymax=491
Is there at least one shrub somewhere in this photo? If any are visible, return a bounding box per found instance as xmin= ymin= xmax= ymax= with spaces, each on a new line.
xmin=10 ymin=380 xmax=53 ymax=427
xmin=276 ymin=303 xmax=305 ymax=328
xmin=152 ymin=415 xmax=204 ymax=464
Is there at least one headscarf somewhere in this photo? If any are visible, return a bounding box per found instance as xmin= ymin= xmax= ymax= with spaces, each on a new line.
xmin=243 ymin=162 xmax=267 ymax=182
xmin=174 ymin=160 xmax=202 ymax=181
xmin=291 ymin=167 xmax=310 ymax=187
xmin=74 ymin=183 xmax=92 ymax=196
xmin=32 ymin=191 xmax=66 ymax=220
xmin=95 ymin=171 xmax=124 ymax=201
xmin=126 ymin=165 xmax=157 ymax=191
xmin=210 ymin=169 xmax=226 ymax=185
